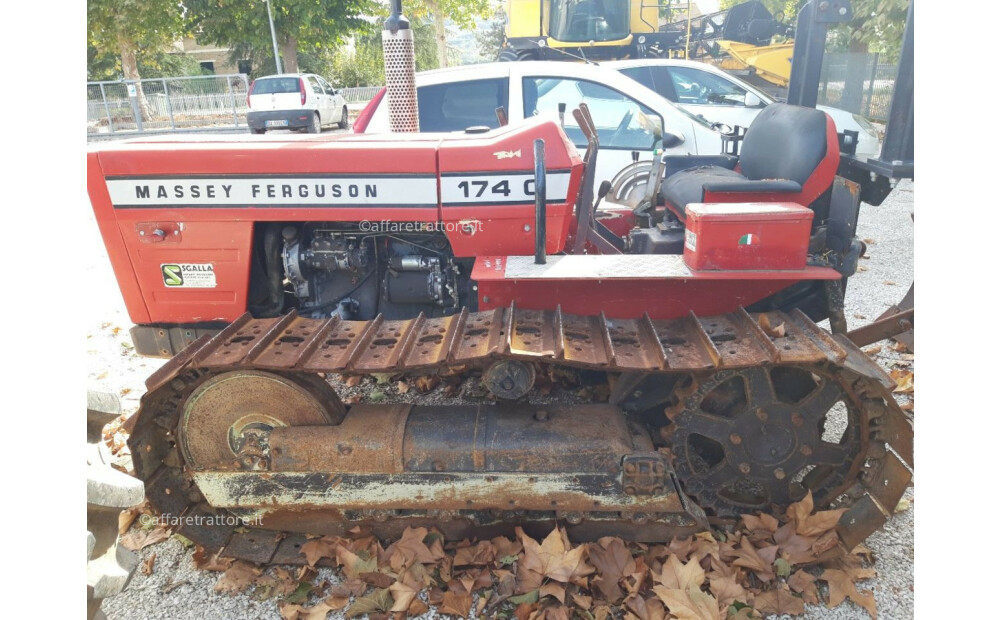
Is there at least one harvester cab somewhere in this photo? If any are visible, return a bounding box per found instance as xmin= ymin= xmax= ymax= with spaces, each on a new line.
xmin=500 ymin=0 xmax=678 ymax=61
xmin=86 ymin=0 xmax=912 ymax=557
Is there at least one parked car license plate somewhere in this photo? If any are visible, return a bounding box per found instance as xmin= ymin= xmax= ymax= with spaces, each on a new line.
xmin=265 ymin=120 xmax=288 ymax=127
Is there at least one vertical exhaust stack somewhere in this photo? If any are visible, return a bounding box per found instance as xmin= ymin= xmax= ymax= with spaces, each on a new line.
xmin=383 ymin=0 xmax=419 ymax=132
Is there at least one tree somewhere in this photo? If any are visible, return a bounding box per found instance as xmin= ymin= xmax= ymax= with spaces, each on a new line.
xmin=326 ymin=17 xmax=441 ymax=87
xmin=406 ymin=0 xmax=492 ymax=68
xmin=184 ymin=0 xmax=378 ymax=76
xmin=476 ymin=6 xmax=506 ymax=62
xmin=87 ymin=0 xmax=187 ymax=117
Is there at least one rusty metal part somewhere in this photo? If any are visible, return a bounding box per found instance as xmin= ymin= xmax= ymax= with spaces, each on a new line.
xmin=666 ymin=366 xmax=866 ymax=517
xmin=178 ymin=370 xmax=344 ymax=471
xmin=845 ymin=308 xmax=913 ymax=349
xmin=127 ymin=304 xmax=912 ymax=565
xmin=483 ymin=359 xmax=536 ymax=399
xmin=850 ymin=283 xmax=913 ymax=351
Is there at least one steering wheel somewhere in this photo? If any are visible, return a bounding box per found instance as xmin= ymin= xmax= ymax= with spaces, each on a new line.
xmin=609 ymin=108 xmax=635 ymax=146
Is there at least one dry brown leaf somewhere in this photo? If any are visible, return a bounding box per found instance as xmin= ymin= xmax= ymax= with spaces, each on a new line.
xmin=141 ymin=553 xmax=156 ymax=576
xmin=821 ymin=569 xmax=877 ymax=619
xmin=518 ymin=527 xmax=595 ymax=584
xmin=890 ymin=369 xmax=914 ymax=394
xmin=118 ymin=509 xmax=140 ymax=535
xmin=440 ymin=590 xmax=473 ymax=616
xmin=731 ymin=537 xmax=775 ymax=582
xmin=344 ymin=588 xmax=393 ymax=618
xmin=625 ymin=594 xmax=667 ymax=620
xmin=454 ymin=540 xmax=497 ymax=567
xmin=654 ymin=554 xmax=705 ymax=591
xmin=788 ymin=570 xmax=820 ymax=605
xmin=757 ymin=314 xmax=786 ymax=338
xmin=653 ymin=586 xmax=721 ymax=620
xmin=344 ymin=375 xmax=363 ymax=387
xmin=407 ymin=598 xmax=430 ymax=616
xmin=214 ymin=561 xmax=263 ymax=595
xmin=797 ymin=508 xmax=847 ymax=537
xmin=360 ymin=571 xmax=395 ymax=588
xmin=396 ymin=380 xmax=410 ymax=394
xmin=708 ymin=573 xmax=747 ymax=609
xmin=753 ymin=588 xmax=804 ymax=615
xmin=588 ymin=536 xmax=636 ymax=602
xmin=343 ymin=395 xmax=363 ymax=405
xmin=300 ymin=536 xmax=340 ymax=567
xmin=415 ymin=375 xmax=440 ymax=393
xmin=540 ymin=582 xmax=566 ymax=604
xmin=571 ymin=592 xmax=593 ymax=610
xmin=336 ymin=545 xmax=377 ymax=579
xmin=388 ymin=526 xmax=443 ymax=570
xmin=862 ymin=344 xmax=882 ymax=355
xmin=192 ymin=546 xmax=234 ymax=572
xmin=120 ymin=526 xmax=170 ymax=551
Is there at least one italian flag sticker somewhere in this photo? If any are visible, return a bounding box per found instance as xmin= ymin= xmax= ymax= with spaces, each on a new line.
xmin=738 ymin=233 xmax=757 ymax=246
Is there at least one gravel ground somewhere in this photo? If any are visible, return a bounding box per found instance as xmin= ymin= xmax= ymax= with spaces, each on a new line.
xmin=89 ymin=180 xmax=915 ymax=619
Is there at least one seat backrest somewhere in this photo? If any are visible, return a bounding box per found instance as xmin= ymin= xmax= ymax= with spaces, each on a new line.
xmin=739 ymin=103 xmax=831 ymax=185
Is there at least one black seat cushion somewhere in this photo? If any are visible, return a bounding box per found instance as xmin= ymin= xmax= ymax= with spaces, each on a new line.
xmin=739 ymin=104 xmax=828 ymax=185
xmin=660 ymin=165 xmax=745 ymax=213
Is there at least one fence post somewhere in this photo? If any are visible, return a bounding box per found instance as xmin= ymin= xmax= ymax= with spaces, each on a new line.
xmin=162 ymin=78 xmax=177 ymax=130
xmin=98 ymin=83 xmax=115 ymax=134
xmin=863 ymin=52 xmax=879 ymax=120
xmin=126 ymin=80 xmax=144 ymax=132
xmin=227 ymin=77 xmax=238 ymax=128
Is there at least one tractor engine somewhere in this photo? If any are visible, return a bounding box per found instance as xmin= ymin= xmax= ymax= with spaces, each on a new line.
xmin=265 ymin=223 xmax=464 ymax=321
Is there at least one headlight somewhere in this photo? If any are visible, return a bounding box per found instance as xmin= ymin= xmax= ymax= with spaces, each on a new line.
xmin=851 ymin=113 xmax=877 ymax=136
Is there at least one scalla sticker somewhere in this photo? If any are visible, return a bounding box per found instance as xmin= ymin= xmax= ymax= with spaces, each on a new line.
xmin=684 ymin=229 xmax=697 ymax=251
xmin=161 ymin=263 xmax=217 ymax=288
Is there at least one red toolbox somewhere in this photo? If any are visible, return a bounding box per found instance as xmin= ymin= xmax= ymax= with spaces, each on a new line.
xmin=683 ymin=202 xmax=814 ymax=271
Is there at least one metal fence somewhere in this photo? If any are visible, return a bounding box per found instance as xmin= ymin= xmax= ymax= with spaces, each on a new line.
xmin=87 ymin=74 xmax=250 ymax=136
xmin=341 ymin=86 xmax=383 ymax=104
xmin=817 ymin=52 xmax=897 ymax=122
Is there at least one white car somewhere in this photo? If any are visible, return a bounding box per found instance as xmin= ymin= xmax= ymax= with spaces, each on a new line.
xmin=355 ymin=61 xmax=726 ymax=188
xmin=606 ymin=59 xmax=881 ymax=159
xmin=247 ymin=73 xmax=349 ymax=134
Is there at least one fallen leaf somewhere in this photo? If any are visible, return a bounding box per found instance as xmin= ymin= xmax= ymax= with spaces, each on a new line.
xmin=344 ymin=375 xmax=363 ymax=387
xmin=440 ymin=590 xmax=473 ymax=616
xmin=654 ymin=586 xmax=721 ymax=620
xmin=883 ymin=280 xmax=896 ymax=286
xmin=853 ymin=313 xmax=866 ymax=320
xmin=344 ymin=588 xmax=393 ymax=618
xmin=396 ymin=380 xmax=410 ymax=394
xmin=214 ymin=561 xmax=263 ymax=595
xmin=708 ymin=574 xmax=747 ymax=609
xmin=415 ymin=375 xmax=440 ymax=393
xmin=788 ymin=570 xmax=820 ymax=605
xmin=821 ymin=569 xmax=877 ymax=619
xmin=120 ymin=525 xmax=170 ymax=551
xmin=589 ymin=536 xmax=636 ymax=602
xmin=454 ymin=540 xmax=497 ymax=567
xmin=654 ymin=554 xmax=705 ymax=591
xmin=300 ymin=536 xmax=340 ymax=567
xmin=890 ymin=369 xmax=914 ymax=394
xmin=118 ymin=509 xmax=140 ymax=535
xmin=192 ymin=546 xmax=234 ymax=572
xmin=731 ymin=537 xmax=774 ymax=582
xmin=753 ymin=588 xmax=804 ymax=615
xmin=518 ymin=527 xmax=595 ymax=584
xmin=895 ymin=498 xmax=912 ymax=513
xmin=141 ymin=553 xmax=156 ymax=576
xmin=540 ymin=582 xmax=566 ymax=604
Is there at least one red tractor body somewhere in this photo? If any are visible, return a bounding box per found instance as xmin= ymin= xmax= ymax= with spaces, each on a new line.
xmin=88 ymin=115 xmax=840 ymax=356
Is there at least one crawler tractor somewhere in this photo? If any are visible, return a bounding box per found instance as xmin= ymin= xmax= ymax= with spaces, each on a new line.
xmin=86 ymin=0 xmax=912 ymax=560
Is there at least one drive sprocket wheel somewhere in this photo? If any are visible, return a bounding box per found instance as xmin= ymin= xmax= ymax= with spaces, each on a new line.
xmin=666 ymin=365 xmax=867 ymax=518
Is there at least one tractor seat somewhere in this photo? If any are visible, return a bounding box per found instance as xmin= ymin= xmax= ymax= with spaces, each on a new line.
xmin=660 ymin=103 xmax=838 ymax=220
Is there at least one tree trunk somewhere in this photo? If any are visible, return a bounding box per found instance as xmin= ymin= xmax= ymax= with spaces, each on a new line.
xmin=281 ymin=36 xmax=299 ymax=74
xmin=119 ymin=37 xmax=152 ymax=122
xmin=433 ymin=9 xmax=448 ymax=68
